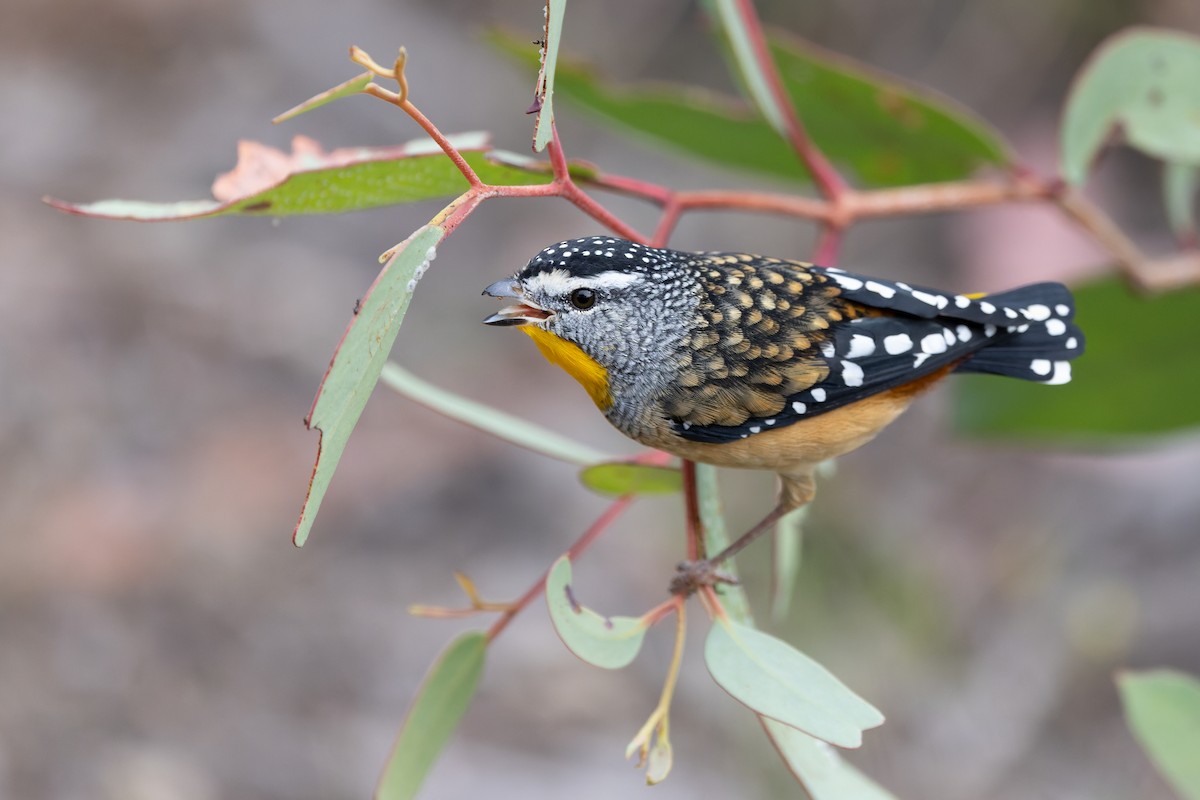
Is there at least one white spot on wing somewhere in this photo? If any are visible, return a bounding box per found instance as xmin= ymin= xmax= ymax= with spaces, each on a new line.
xmin=846 ymin=334 xmax=876 ymax=358
xmin=913 ymin=352 xmax=932 ymax=368
xmin=1030 ymin=359 xmax=1052 ymax=376
xmin=811 ymin=388 xmax=826 ymax=402
xmin=911 ymin=290 xmax=941 ymax=306
xmin=842 ymin=361 xmax=864 ymax=387
xmin=920 ymin=333 xmax=948 ymax=354
xmin=954 ymin=295 xmax=970 ymax=308
xmin=1056 ymin=303 xmax=1070 ymax=316
xmin=883 ymin=333 xmax=913 ymax=354
xmin=792 ymin=401 xmax=807 ymax=414
xmin=864 ymin=280 xmax=896 ymax=298
xmin=1045 ymin=318 xmax=1067 ymax=336
xmin=956 ymin=324 xmax=972 ymax=342
xmin=979 ymin=301 xmax=996 ymax=314
xmin=833 ymin=275 xmax=864 ymax=290
xmin=1066 ymin=337 xmax=1078 ymax=349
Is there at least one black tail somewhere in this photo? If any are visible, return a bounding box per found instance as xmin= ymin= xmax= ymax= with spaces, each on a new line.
xmin=954 ymin=282 xmax=1084 ymax=385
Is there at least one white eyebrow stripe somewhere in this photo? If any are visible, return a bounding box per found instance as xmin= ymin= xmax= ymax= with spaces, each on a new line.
xmin=525 ymin=269 xmax=641 ymax=295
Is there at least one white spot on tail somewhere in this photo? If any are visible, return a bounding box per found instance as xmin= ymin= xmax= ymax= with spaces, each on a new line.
xmin=1024 ymin=304 xmax=1051 ymax=321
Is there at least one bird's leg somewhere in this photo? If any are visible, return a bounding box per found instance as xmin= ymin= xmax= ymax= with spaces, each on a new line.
xmin=670 ymin=470 xmax=815 ymax=597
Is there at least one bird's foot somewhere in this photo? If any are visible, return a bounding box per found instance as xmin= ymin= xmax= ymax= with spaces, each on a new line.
xmin=669 ymin=559 xmax=739 ymax=597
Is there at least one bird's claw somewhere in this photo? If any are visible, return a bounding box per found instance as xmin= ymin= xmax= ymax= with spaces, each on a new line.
xmin=669 ymin=559 xmax=739 ymax=597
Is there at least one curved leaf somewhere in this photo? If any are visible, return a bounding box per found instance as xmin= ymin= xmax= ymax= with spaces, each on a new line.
xmin=380 ymin=363 xmax=612 ymax=466
xmin=490 ymin=29 xmax=1010 ymax=187
xmin=762 ymin=718 xmax=898 ymax=800
xmin=545 ymin=556 xmax=648 ymax=669
xmin=705 ymin=619 xmax=883 ymax=748
xmin=375 ymin=631 xmax=487 ymax=800
xmin=1117 ymin=670 xmax=1200 ymax=800
xmin=293 ymin=225 xmax=444 ymax=546
xmin=1062 ymin=27 xmax=1200 ymax=184
xmin=46 ymin=134 xmax=550 ymax=221
xmin=578 ymin=462 xmax=682 ymax=495
xmin=532 ymin=0 xmax=567 ymax=152
xmin=1164 ymin=162 xmax=1198 ymax=243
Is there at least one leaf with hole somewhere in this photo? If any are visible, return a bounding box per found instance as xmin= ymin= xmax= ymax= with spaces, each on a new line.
xmin=375 ymin=631 xmax=487 ymax=800
xmin=545 ymin=556 xmax=648 ymax=669
xmin=293 ymin=225 xmax=444 ymax=546
xmin=705 ymin=618 xmax=883 ymax=748
xmin=1061 ymin=27 xmax=1200 ymax=184
xmin=46 ymin=134 xmax=550 ymax=220
xmin=762 ymin=718 xmax=898 ymax=800
xmin=578 ymin=462 xmax=682 ymax=495
xmin=955 ymin=277 xmax=1200 ymax=439
xmin=1117 ymin=669 xmax=1200 ymax=800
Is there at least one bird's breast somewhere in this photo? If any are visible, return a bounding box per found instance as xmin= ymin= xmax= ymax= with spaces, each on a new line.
xmin=521 ymin=326 xmax=614 ymax=411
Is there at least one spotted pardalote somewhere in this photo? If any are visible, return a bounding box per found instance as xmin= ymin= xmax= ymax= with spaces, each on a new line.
xmin=484 ymin=236 xmax=1084 ymax=592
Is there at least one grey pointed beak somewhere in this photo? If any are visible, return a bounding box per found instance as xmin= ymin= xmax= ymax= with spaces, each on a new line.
xmin=482 ymin=279 xmax=521 ymax=299
xmin=481 ymin=278 xmax=551 ymax=326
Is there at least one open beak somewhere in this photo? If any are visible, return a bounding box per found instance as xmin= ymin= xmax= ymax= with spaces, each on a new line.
xmin=482 ymin=279 xmax=551 ymax=326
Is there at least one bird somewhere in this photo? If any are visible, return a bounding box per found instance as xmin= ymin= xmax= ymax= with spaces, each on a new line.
xmin=483 ymin=236 xmax=1084 ymax=594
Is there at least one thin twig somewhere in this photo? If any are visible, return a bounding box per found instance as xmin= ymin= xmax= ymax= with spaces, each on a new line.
xmin=730 ymin=0 xmax=848 ymax=202
xmin=486 ymin=495 xmax=636 ymax=643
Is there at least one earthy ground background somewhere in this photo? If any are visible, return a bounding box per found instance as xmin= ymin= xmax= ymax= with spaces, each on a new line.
xmin=5 ymin=0 xmax=1200 ymax=798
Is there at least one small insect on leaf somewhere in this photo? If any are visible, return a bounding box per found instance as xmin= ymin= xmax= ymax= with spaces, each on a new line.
xmin=545 ymin=556 xmax=649 ymax=669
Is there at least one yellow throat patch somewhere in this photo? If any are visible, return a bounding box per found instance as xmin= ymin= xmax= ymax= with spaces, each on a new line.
xmin=521 ymin=326 xmax=613 ymax=410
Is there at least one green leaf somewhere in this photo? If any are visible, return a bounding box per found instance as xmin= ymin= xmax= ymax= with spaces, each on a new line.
xmin=293 ymin=226 xmax=444 ymax=547
xmin=545 ymin=556 xmax=648 ymax=669
xmin=955 ymin=277 xmax=1200 ymax=439
xmin=375 ymin=631 xmax=487 ymax=800
xmin=45 ymin=134 xmax=550 ymax=221
xmin=767 ymin=33 xmax=1012 ymax=186
xmin=489 ymin=30 xmax=1009 ymax=187
xmin=703 ymin=0 xmax=790 ymax=136
xmin=695 ymin=464 xmax=754 ymax=624
xmin=578 ymin=462 xmax=682 ymax=495
xmin=705 ymin=618 xmax=884 ymax=748
xmin=762 ymin=718 xmax=898 ymax=800
xmin=771 ymin=506 xmax=806 ymax=622
xmin=1062 ymin=27 xmax=1200 ymax=184
xmin=1164 ymin=161 xmax=1198 ymax=243
xmin=1117 ymin=669 xmax=1200 ymax=800
xmin=532 ymin=0 xmax=567 ymax=152
xmin=273 ymin=72 xmax=374 ymax=124
xmin=379 ymin=363 xmax=612 ymax=466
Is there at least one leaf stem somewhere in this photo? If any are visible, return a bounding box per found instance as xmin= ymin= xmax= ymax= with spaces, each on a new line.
xmin=486 ymin=495 xmax=636 ymax=643
xmin=728 ymin=0 xmax=848 ymax=202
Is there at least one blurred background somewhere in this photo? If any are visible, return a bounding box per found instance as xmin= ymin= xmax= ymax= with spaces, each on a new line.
xmin=5 ymin=0 xmax=1200 ymax=797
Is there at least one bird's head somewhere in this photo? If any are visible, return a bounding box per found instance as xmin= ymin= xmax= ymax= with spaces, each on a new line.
xmin=483 ymin=237 xmax=698 ymax=410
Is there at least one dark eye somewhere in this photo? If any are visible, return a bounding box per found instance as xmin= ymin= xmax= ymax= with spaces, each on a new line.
xmin=569 ymin=288 xmax=596 ymax=310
